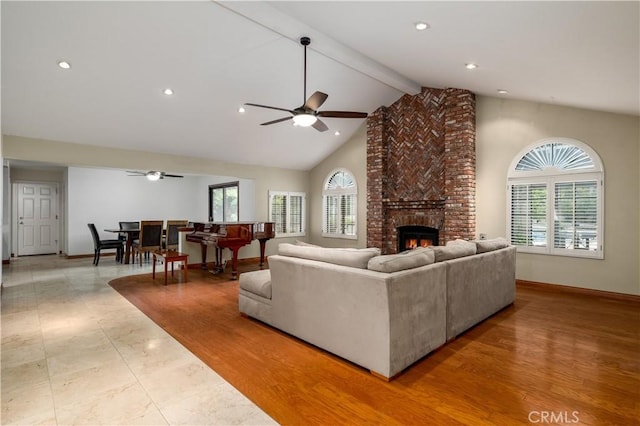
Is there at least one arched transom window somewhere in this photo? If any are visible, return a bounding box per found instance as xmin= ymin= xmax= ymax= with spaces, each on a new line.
xmin=322 ymin=169 xmax=357 ymax=239
xmin=507 ymin=138 xmax=604 ymax=259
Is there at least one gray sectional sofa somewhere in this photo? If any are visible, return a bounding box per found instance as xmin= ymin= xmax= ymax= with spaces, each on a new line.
xmin=239 ymin=238 xmax=516 ymax=380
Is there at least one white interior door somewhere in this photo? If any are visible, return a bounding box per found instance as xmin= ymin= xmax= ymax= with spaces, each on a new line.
xmin=17 ymin=182 xmax=58 ymax=256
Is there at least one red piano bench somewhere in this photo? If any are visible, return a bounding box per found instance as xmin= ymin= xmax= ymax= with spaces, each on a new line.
xmin=152 ymin=250 xmax=189 ymax=286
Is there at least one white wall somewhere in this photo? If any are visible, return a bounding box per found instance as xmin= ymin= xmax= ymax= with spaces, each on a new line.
xmin=476 ymin=96 xmax=639 ymax=295
xmin=309 ymin=123 xmax=368 ymax=248
xmin=66 ymin=167 xmax=256 ymax=256
xmin=3 ymin=137 xmax=311 ymax=260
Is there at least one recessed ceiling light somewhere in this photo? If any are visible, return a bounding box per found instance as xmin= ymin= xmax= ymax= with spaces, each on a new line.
xmin=238 ymin=106 xmax=245 ymax=113
xmin=57 ymin=60 xmax=71 ymax=69
xmin=465 ymin=63 xmax=478 ymax=70
xmin=497 ymin=89 xmax=509 ymax=95
xmin=334 ymin=131 xmax=341 ymax=136
xmin=415 ymin=22 xmax=429 ymax=31
xmin=163 ymin=88 xmax=174 ymax=96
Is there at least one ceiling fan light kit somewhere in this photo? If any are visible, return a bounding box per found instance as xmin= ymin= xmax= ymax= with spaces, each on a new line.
xmin=146 ymin=171 xmax=162 ymax=181
xmin=244 ymin=36 xmax=368 ymax=132
xmin=292 ymin=113 xmax=317 ymax=127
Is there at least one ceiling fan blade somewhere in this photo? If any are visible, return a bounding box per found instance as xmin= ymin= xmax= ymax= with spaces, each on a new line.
xmin=245 ymin=103 xmax=295 ymax=114
xmin=261 ymin=116 xmax=293 ymax=126
xmin=312 ymin=118 xmax=328 ymax=132
xmin=318 ymin=111 xmax=368 ymax=119
xmin=304 ymin=91 xmax=328 ymax=111
xmin=163 ymin=174 xmax=183 ymax=178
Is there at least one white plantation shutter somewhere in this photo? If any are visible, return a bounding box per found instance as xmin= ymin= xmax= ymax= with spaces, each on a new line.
xmin=324 ymin=195 xmax=339 ymax=234
xmin=289 ymin=194 xmax=304 ymax=234
xmin=553 ymin=181 xmax=598 ymax=251
xmin=510 ymin=183 xmax=547 ymax=249
xmin=342 ymin=194 xmax=357 ymax=235
xmin=270 ymin=193 xmax=287 ymax=234
xmin=269 ymin=191 xmax=305 ymax=237
xmin=515 ymin=143 xmax=594 ymax=171
xmin=322 ymin=170 xmax=357 ymax=238
xmin=507 ymin=138 xmax=603 ymax=259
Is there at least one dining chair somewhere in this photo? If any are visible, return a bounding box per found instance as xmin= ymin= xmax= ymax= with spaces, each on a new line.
xmin=87 ymin=223 xmax=124 ymax=266
xmin=164 ymin=220 xmax=189 ymax=251
xmin=118 ymin=221 xmax=139 ymax=241
xmin=118 ymin=221 xmax=140 ymax=263
xmin=132 ymin=220 xmax=163 ymax=266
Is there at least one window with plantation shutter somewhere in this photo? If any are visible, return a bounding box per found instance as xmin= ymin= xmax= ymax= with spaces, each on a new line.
xmin=507 ymin=138 xmax=604 ymax=259
xmin=322 ymin=169 xmax=357 ymax=239
xmin=268 ymin=191 xmax=305 ymax=237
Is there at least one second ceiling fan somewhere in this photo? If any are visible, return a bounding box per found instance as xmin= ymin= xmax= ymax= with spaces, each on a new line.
xmin=127 ymin=170 xmax=183 ymax=181
xmin=244 ymin=37 xmax=368 ymax=132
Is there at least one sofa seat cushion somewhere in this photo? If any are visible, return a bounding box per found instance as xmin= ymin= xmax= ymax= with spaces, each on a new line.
xmin=278 ymin=243 xmax=380 ymax=269
xmin=474 ymin=237 xmax=510 ymax=253
xmin=368 ymin=247 xmax=435 ymax=273
xmin=432 ymin=240 xmax=477 ymax=262
xmin=239 ymin=269 xmax=272 ymax=299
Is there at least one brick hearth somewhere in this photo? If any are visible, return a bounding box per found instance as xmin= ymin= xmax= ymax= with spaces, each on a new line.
xmin=366 ymin=87 xmax=476 ymax=254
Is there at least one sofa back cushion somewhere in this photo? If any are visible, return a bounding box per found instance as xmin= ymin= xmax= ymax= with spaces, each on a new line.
xmin=367 ymin=247 xmax=435 ymax=273
xmin=474 ymin=237 xmax=510 ymax=253
xmin=294 ymin=240 xmax=320 ymax=247
xmin=432 ymin=239 xmax=477 ymax=262
xmin=278 ymin=243 xmax=381 ymax=269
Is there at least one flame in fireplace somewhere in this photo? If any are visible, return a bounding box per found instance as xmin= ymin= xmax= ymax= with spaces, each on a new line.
xmin=405 ymin=238 xmax=433 ymax=250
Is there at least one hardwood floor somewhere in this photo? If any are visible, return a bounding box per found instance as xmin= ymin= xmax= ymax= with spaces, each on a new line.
xmin=109 ymin=263 xmax=640 ymax=425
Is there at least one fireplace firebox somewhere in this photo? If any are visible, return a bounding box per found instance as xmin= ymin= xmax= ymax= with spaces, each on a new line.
xmin=397 ymin=225 xmax=439 ymax=252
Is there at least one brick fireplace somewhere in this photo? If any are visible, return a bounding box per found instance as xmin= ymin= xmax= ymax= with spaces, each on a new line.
xmin=367 ymin=87 xmax=476 ymax=254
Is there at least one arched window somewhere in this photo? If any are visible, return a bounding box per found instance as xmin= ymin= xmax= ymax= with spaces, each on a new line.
xmin=322 ymin=169 xmax=357 ymax=239
xmin=507 ymin=138 xmax=604 ymax=259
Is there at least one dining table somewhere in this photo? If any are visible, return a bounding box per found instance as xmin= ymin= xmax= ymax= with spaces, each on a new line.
xmin=104 ymin=227 xmax=139 ymax=264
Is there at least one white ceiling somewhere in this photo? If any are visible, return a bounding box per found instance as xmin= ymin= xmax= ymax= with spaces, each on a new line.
xmin=2 ymin=1 xmax=638 ymax=171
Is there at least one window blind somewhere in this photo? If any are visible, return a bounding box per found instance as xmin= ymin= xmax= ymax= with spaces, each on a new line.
xmin=269 ymin=191 xmax=305 ymax=237
xmin=554 ymin=181 xmax=598 ymax=251
xmin=511 ymin=183 xmax=547 ymax=248
xmin=322 ymin=170 xmax=357 ymax=238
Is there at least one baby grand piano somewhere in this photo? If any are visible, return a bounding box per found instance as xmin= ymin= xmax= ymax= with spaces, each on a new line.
xmin=185 ymin=222 xmax=275 ymax=280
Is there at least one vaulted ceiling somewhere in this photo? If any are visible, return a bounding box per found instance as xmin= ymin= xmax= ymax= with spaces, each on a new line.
xmin=2 ymin=1 xmax=638 ymax=171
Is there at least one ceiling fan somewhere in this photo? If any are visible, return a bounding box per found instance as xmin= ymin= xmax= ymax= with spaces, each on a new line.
xmin=127 ymin=171 xmax=183 ymax=181
xmin=244 ymin=36 xmax=368 ymax=132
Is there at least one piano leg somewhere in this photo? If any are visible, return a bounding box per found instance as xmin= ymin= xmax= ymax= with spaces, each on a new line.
xmin=210 ymin=246 xmax=240 ymax=279
xmin=228 ymin=247 xmax=241 ymax=280
xmin=199 ymin=244 xmax=208 ymax=270
xmin=258 ymin=238 xmax=268 ymax=268
xmin=213 ymin=246 xmax=225 ymax=274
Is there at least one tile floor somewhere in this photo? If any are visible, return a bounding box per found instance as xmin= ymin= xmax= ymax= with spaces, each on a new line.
xmin=1 ymin=254 xmax=276 ymax=425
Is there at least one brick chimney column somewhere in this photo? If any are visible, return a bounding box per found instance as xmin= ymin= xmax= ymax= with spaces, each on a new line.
xmin=366 ymin=107 xmax=386 ymax=249
xmin=443 ymin=88 xmax=476 ymax=241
